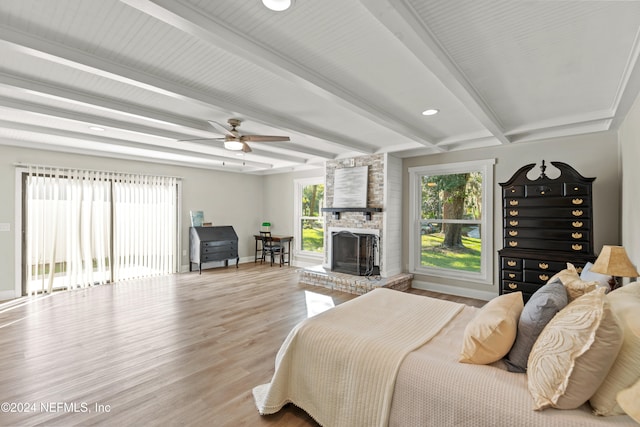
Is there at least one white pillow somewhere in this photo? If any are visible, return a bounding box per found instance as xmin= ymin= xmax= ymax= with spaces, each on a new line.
xmin=459 ymin=292 xmax=524 ymax=365
xmin=580 ymin=261 xmax=612 ymax=290
xmin=590 ymin=282 xmax=640 ymax=415
xmin=528 ymin=288 xmax=623 ymax=410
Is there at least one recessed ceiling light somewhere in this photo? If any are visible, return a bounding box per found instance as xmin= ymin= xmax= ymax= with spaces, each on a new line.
xmin=262 ymin=0 xmax=293 ymax=12
xmin=421 ymin=109 xmax=439 ymax=116
xmin=89 ymin=126 xmax=105 ymax=131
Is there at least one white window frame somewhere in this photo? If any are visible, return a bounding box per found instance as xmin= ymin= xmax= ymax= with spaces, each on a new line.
xmin=408 ymin=159 xmax=495 ymax=284
xmin=293 ymin=177 xmax=325 ymax=258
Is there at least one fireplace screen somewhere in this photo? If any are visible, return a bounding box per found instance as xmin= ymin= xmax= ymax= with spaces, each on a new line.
xmin=331 ymin=231 xmax=378 ymax=276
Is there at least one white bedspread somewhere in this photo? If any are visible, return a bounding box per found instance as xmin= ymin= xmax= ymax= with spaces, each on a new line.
xmin=253 ymin=288 xmax=464 ymax=427
xmin=389 ymin=305 xmax=637 ymax=427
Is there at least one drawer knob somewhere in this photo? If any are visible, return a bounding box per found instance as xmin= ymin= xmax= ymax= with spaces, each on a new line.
xmin=572 ymin=244 xmax=583 ymax=251
xmin=509 ymin=210 xmax=519 ymax=216
xmin=572 ymin=198 xmax=584 ymax=205
xmin=510 ymin=220 xmax=519 ymax=226
xmin=508 ymin=241 xmax=518 ymax=247
xmin=507 ymin=260 xmax=517 ymax=267
xmin=572 ymin=232 xmax=583 ymax=239
xmin=509 ymin=230 xmax=518 ymax=236
xmin=509 ymin=200 xmax=519 ymax=206
xmin=539 ymin=262 xmax=549 ymax=270
xmin=572 ymin=221 xmax=583 ymax=228
xmin=508 ymin=283 xmax=518 ymax=290
xmin=509 ymin=273 xmax=516 ymax=278
xmin=539 ymin=274 xmax=549 ymax=281
xmin=572 ymin=210 xmax=584 ymax=217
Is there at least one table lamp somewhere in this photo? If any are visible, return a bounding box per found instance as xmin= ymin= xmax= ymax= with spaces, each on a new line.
xmin=589 ymin=245 xmax=639 ymax=290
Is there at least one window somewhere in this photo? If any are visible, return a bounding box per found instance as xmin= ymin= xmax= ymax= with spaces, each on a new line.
xmin=294 ymin=178 xmax=325 ymax=256
xmin=22 ymin=167 xmax=179 ymax=295
xmin=409 ymin=159 xmax=494 ymax=283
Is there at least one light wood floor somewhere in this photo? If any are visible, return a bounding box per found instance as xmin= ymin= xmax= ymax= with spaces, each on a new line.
xmin=0 ymin=263 xmax=484 ymax=426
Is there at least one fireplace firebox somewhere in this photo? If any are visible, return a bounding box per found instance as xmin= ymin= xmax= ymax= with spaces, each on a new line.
xmin=331 ymin=231 xmax=378 ymax=276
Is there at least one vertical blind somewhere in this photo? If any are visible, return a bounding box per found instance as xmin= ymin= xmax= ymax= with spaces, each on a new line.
xmin=25 ymin=166 xmax=178 ymax=295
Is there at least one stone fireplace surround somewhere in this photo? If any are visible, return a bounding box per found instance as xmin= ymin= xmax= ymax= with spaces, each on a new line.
xmin=299 ymin=154 xmax=412 ymax=295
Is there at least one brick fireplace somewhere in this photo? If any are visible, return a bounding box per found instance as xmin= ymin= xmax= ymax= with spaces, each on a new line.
xmin=299 ymin=153 xmax=412 ymax=294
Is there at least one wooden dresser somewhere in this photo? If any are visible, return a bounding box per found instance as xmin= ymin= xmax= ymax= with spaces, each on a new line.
xmin=498 ymin=161 xmax=596 ymax=301
xmin=189 ymin=226 xmax=239 ymax=273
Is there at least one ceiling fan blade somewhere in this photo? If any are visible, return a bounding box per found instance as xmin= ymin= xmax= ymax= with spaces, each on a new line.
xmin=243 ymin=135 xmax=290 ymax=142
xmin=207 ymin=120 xmax=235 ymax=137
xmin=242 ymin=142 xmax=252 ymax=153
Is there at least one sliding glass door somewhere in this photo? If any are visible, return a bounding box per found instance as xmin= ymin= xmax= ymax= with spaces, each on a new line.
xmin=23 ymin=167 xmax=179 ymax=295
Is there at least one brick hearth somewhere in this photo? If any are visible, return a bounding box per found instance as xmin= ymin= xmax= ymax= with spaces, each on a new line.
xmin=299 ymin=265 xmax=413 ymax=295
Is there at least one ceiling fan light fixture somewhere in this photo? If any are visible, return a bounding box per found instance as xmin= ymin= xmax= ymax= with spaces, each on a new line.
xmin=262 ymin=0 xmax=292 ymax=12
xmin=224 ymin=140 xmax=245 ymax=151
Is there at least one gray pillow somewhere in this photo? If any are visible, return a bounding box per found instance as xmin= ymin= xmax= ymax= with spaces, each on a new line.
xmin=504 ymin=281 xmax=568 ymax=373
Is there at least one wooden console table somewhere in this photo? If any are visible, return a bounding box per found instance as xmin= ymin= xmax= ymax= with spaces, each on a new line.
xmin=253 ymin=234 xmax=293 ymax=266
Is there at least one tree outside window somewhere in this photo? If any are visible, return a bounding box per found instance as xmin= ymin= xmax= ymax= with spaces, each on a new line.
xmin=420 ymin=172 xmax=482 ymax=272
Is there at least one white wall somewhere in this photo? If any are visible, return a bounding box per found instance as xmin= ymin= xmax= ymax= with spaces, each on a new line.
xmin=383 ymin=154 xmax=403 ymax=276
xmin=0 ymin=145 xmax=265 ymax=298
xmin=403 ymin=131 xmax=622 ymax=299
xmin=620 ymin=94 xmax=640 ymax=271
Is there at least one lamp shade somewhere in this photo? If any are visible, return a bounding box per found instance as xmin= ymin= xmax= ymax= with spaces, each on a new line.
xmin=590 ymin=245 xmax=639 ymax=277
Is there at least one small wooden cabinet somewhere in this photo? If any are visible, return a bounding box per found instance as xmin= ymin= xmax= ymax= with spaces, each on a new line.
xmin=189 ymin=226 xmax=239 ymax=274
xmin=498 ymin=161 xmax=596 ymax=301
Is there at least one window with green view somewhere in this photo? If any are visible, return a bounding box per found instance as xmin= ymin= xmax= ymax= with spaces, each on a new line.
xmin=409 ymin=160 xmax=494 ymax=283
xmin=299 ymin=182 xmax=324 ymax=253
xmin=420 ymin=172 xmax=482 ymax=272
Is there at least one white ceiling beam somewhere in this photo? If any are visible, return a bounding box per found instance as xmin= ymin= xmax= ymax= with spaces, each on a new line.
xmin=0 ymin=95 xmax=192 ymax=141
xmin=503 ymin=109 xmax=614 ymax=136
xmin=609 ymin=25 xmax=640 ymax=130
xmin=0 ymin=73 xmax=336 ymax=160
xmin=0 ymin=119 xmax=274 ymax=169
xmin=0 ymin=26 xmax=375 ymax=154
xmin=0 ymin=71 xmax=212 ymax=133
xmin=183 ymin=141 xmax=327 ymax=163
xmin=121 ymin=0 xmax=443 ymax=151
xmin=3 ymin=137 xmax=259 ymax=173
xmin=360 ymin=0 xmax=511 ymax=145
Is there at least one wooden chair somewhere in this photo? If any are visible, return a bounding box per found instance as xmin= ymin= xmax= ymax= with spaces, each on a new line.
xmin=260 ymin=231 xmax=283 ymax=266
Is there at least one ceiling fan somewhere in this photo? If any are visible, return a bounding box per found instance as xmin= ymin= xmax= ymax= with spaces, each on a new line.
xmin=180 ymin=118 xmax=290 ymax=153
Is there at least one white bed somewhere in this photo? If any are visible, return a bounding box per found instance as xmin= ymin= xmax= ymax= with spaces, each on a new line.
xmin=254 ymin=288 xmax=637 ymax=427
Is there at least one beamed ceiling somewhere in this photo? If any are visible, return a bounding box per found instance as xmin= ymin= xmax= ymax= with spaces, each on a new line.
xmin=1 ymin=1 xmax=640 ymax=174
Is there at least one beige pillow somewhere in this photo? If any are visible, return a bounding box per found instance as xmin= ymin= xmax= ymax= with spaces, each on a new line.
xmin=617 ymin=378 xmax=640 ymax=423
xmin=459 ymin=292 xmax=523 ymax=365
xmin=528 ymin=288 xmax=623 ymax=410
xmin=590 ymin=281 xmax=640 ymax=415
xmin=547 ymin=263 xmax=598 ymax=301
